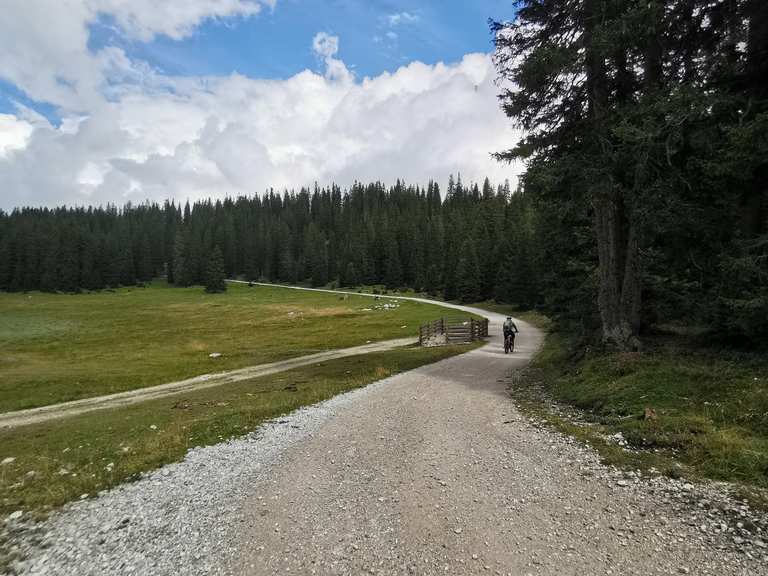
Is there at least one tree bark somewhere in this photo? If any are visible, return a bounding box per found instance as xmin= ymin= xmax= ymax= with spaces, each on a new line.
xmin=584 ymin=0 xmax=642 ymax=351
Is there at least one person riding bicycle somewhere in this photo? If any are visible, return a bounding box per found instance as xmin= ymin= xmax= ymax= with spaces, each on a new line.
xmin=503 ymin=316 xmax=519 ymax=343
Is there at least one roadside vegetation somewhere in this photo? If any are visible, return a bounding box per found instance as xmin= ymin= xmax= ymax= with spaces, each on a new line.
xmin=0 ymin=344 xmax=477 ymax=520
xmin=509 ymin=329 xmax=768 ymax=503
xmin=0 ymin=282 xmax=450 ymax=412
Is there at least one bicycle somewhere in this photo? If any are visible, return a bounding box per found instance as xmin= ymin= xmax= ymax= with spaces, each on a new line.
xmin=504 ymin=332 xmax=516 ymax=354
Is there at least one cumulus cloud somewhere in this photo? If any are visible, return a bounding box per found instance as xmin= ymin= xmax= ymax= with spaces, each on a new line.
xmin=0 ymin=3 xmax=522 ymax=210
xmin=0 ymin=0 xmax=270 ymax=111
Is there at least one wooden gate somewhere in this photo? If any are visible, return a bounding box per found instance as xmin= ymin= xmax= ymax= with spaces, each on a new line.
xmin=419 ymin=317 xmax=489 ymax=345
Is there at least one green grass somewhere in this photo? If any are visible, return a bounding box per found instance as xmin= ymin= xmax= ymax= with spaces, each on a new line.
xmin=511 ymin=331 xmax=768 ymax=493
xmin=0 ymin=344 xmax=477 ymax=521
xmin=0 ymin=282 xmax=453 ymax=412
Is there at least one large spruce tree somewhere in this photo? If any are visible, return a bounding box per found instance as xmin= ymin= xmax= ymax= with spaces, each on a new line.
xmin=492 ymin=0 xmax=768 ymax=348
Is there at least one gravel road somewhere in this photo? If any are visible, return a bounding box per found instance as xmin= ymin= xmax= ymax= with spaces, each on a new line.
xmin=6 ymin=298 xmax=767 ymax=575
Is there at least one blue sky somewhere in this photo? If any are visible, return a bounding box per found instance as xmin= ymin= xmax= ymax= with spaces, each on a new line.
xmin=0 ymin=1 xmax=514 ymax=119
xmin=0 ymin=0 xmax=522 ymax=209
xmin=93 ymin=0 xmax=514 ymax=77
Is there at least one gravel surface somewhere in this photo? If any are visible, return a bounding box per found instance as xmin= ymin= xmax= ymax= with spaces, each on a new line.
xmin=4 ymin=299 xmax=767 ymax=575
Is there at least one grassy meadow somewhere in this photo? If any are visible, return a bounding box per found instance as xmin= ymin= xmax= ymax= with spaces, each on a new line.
xmin=0 ymin=282 xmax=454 ymax=412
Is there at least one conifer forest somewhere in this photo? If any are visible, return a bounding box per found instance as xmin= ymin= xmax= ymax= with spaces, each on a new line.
xmin=1 ymin=0 xmax=767 ymax=350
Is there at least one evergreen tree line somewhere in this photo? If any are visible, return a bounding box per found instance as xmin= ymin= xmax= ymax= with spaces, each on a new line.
xmin=492 ymin=0 xmax=768 ymax=348
xmin=2 ymin=0 xmax=766 ymax=347
xmin=0 ymin=177 xmax=543 ymax=306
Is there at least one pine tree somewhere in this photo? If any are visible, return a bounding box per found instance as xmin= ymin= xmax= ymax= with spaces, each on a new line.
xmin=80 ymin=240 xmax=101 ymax=290
xmin=342 ymin=261 xmax=359 ymax=287
xmin=59 ymin=236 xmax=80 ymax=293
xmin=39 ymin=251 xmax=59 ymax=293
xmin=384 ymin=235 xmax=402 ymax=289
xmin=455 ymin=238 xmax=481 ymax=303
xmin=495 ymin=248 xmax=515 ymax=305
xmin=205 ymin=246 xmax=227 ymax=293
xmin=0 ymin=239 xmax=10 ymax=292
xmin=304 ymin=225 xmax=328 ymax=287
xmin=172 ymin=231 xmax=191 ymax=287
xmin=424 ymin=264 xmax=440 ymax=297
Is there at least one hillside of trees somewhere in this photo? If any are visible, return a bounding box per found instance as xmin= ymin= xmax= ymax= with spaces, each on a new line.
xmin=491 ymin=0 xmax=767 ymax=349
xmin=0 ymin=177 xmax=542 ymax=308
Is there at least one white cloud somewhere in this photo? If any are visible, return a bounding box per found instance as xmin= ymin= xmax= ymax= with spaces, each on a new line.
xmin=0 ymin=3 xmax=522 ymax=210
xmin=0 ymin=114 xmax=35 ymax=157
xmin=87 ymin=0 xmax=268 ymax=42
xmin=388 ymin=12 xmax=419 ymax=27
xmin=0 ymin=0 xmax=271 ymax=111
xmin=312 ymin=32 xmax=353 ymax=83
xmin=0 ymin=50 xmax=522 ymax=209
xmin=312 ymin=32 xmax=339 ymax=60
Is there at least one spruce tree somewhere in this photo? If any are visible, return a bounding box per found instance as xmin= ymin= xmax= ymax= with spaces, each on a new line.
xmin=342 ymin=261 xmax=359 ymax=287
xmin=172 ymin=231 xmax=190 ymax=286
xmin=205 ymin=246 xmax=227 ymax=293
xmin=59 ymin=238 xmax=80 ymax=293
xmin=80 ymin=241 xmax=101 ymax=291
xmin=495 ymin=245 xmax=515 ymax=304
xmin=384 ymin=236 xmax=402 ymax=289
xmin=39 ymin=252 xmax=59 ymax=293
xmin=455 ymin=238 xmax=481 ymax=303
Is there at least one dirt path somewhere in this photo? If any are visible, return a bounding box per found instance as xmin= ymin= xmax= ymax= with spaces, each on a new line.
xmin=0 ymin=337 xmax=415 ymax=430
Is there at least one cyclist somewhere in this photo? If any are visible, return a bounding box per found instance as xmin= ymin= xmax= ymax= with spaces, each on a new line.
xmin=503 ymin=316 xmax=519 ymax=352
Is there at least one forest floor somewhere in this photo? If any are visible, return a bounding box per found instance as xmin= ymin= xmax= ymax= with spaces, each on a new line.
xmin=7 ymin=300 xmax=767 ymax=576
xmin=0 ymin=282 xmax=452 ymax=412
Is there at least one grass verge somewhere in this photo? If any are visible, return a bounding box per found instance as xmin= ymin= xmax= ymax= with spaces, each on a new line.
xmin=509 ymin=329 xmax=768 ymax=504
xmin=0 ymin=282 xmax=452 ymax=412
xmin=0 ymin=343 xmax=477 ymax=523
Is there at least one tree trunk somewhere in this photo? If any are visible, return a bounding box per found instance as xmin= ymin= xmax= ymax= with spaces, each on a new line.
xmin=593 ymin=193 xmax=641 ymax=351
xmin=584 ymin=0 xmax=642 ymax=351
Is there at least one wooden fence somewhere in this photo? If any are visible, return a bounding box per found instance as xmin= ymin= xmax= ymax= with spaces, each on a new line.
xmin=419 ymin=317 xmax=489 ymax=345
